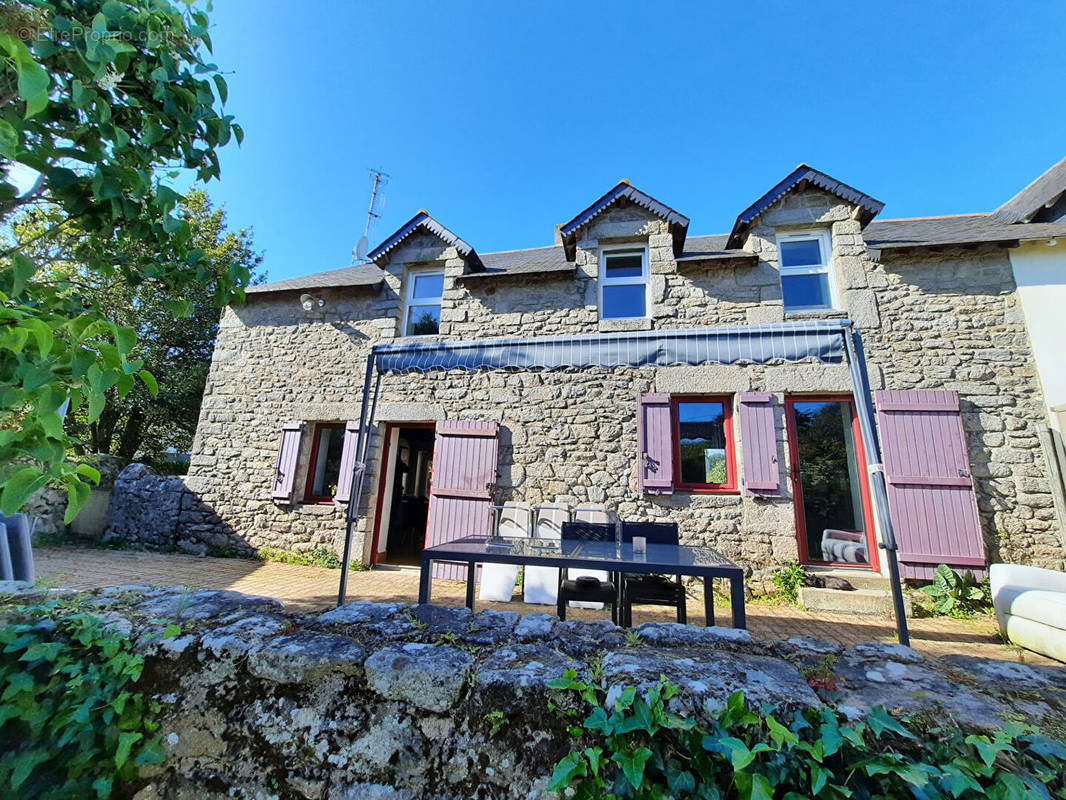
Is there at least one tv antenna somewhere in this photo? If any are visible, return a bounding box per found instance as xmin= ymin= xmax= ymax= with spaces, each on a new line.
xmin=354 ymin=168 xmax=389 ymax=263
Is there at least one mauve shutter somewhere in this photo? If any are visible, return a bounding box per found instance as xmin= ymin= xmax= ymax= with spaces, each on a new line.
xmin=425 ymin=420 xmax=500 ymax=580
xmin=637 ymin=393 xmax=674 ymax=494
xmin=332 ymin=421 xmax=361 ymax=505
xmin=738 ymin=392 xmax=779 ymax=495
xmin=271 ymin=421 xmax=305 ymax=504
xmin=875 ymin=389 xmax=987 ymax=579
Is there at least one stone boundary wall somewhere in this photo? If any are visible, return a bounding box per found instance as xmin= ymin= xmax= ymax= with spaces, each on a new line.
xmin=6 ymin=585 xmax=1065 ymax=800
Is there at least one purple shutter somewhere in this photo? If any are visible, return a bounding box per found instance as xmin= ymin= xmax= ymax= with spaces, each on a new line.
xmin=332 ymin=421 xmax=361 ymax=505
xmin=637 ymin=393 xmax=674 ymax=494
xmin=875 ymin=390 xmax=987 ymax=579
xmin=425 ymin=420 xmax=500 ymax=579
xmin=738 ymin=392 xmax=779 ymax=495
xmin=271 ymin=421 xmax=305 ymax=504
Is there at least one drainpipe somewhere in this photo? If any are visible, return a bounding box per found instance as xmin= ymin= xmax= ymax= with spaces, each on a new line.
xmin=337 ymin=351 xmax=379 ymax=606
xmin=842 ymin=324 xmax=911 ymax=647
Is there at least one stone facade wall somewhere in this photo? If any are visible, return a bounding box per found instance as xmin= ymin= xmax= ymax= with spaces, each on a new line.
xmin=180 ymin=194 xmax=1066 ymax=573
xmin=12 ymin=586 xmax=1062 ymax=799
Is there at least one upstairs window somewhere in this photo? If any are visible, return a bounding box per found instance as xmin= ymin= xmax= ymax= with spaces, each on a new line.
xmin=673 ymin=396 xmax=736 ymax=491
xmin=304 ymin=423 xmax=346 ymax=502
xmin=599 ymin=247 xmax=648 ymax=319
xmin=777 ymin=231 xmax=835 ymax=312
xmin=403 ymin=271 xmax=444 ymax=335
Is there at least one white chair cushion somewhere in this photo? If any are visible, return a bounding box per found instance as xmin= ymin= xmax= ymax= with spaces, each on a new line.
xmin=996 ymin=585 xmax=1066 ymax=631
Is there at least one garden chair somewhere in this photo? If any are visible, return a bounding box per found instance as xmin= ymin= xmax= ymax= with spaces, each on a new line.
xmin=556 ymin=520 xmax=618 ymax=624
xmin=478 ymin=504 xmax=531 ymax=602
xmin=620 ymin=521 xmax=686 ymax=626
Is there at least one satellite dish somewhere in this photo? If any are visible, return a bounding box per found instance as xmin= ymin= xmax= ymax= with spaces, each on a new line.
xmin=355 ymin=236 xmax=369 ymax=261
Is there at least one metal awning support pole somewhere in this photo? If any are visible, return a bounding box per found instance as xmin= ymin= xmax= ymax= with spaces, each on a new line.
xmin=843 ymin=324 xmax=910 ymax=646
xmin=337 ymin=351 xmax=379 ymax=607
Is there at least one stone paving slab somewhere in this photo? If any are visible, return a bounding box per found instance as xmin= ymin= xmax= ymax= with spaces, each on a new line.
xmin=31 ymin=545 xmax=1061 ymax=666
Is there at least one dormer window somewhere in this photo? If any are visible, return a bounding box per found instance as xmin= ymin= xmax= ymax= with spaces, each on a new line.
xmin=599 ymin=247 xmax=648 ymax=319
xmin=403 ymin=271 xmax=444 ymax=336
xmin=777 ymin=231 xmax=836 ymax=312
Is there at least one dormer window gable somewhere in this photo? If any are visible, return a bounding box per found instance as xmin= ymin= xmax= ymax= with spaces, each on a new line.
xmin=558 ymin=180 xmax=690 ymax=261
xmin=367 ymin=210 xmax=482 ymax=271
xmin=726 ymin=164 xmax=884 ymax=249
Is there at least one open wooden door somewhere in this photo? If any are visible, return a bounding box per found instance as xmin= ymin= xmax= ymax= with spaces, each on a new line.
xmin=425 ymin=420 xmax=500 ymax=579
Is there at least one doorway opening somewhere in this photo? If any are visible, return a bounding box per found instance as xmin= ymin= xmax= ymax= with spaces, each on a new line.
xmin=372 ymin=423 xmax=435 ymax=566
xmin=785 ymin=395 xmax=879 ymax=570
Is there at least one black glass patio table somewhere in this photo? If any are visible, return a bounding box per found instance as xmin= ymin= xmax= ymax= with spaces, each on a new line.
xmin=418 ymin=536 xmax=746 ymax=629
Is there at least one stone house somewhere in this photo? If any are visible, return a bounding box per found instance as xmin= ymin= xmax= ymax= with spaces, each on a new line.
xmin=182 ymin=162 xmax=1066 ymax=580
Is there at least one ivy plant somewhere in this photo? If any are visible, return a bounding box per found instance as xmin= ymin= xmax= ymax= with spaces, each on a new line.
xmin=0 ymin=0 xmax=247 ymax=521
xmin=0 ymin=597 xmax=170 ymax=798
xmin=546 ymin=668 xmax=1066 ymax=799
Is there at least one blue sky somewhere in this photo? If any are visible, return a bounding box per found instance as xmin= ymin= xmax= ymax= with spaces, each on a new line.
xmin=206 ymin=1 xmax=1066 ymax=283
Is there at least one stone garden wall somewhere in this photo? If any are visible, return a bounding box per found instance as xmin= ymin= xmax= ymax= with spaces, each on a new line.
xmin=177 ymin=194 xmax=1065 ymax=574
xmin=9 ymin=585 xmax=1065 ymax=800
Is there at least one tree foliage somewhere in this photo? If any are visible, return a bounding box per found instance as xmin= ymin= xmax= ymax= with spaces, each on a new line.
xmin=12 ymin=189 xmax=262 ymax=466
xmin=0 ymin=0 xmax=248 ymax=519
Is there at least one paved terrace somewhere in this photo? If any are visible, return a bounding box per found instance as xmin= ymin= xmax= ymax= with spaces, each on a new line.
xmin=34 ymin=545 xmax=1061 ymax=667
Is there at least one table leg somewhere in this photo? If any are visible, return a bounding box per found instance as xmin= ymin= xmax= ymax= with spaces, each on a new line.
xmin=703 ymin=577 xmax=715 ymax=627
xmin=730 ymin=577 xmax=747 ymax=630
xmin=464 ymin=561 xmax=476 ymax=610
xmin=418 ymin=557 xmax=432 ymax=605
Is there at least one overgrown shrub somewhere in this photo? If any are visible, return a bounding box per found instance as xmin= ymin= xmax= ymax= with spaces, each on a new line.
xmin=770 ymin=560 xmax=806 ymax=604
xmin=919 ymin=564 xmax=992 ymax=617
xmin=547 ymin=669 xmax=1066 ymax=799
xmin=0 ymin=598 xmax=167 ymax=798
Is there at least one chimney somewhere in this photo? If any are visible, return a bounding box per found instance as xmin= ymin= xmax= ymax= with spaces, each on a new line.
xmin=553 ymin=224 xmax=563 ymax=245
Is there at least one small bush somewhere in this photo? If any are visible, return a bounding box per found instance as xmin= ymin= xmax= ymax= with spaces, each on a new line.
xmin=546 ymin=670 xmax=1066 ymax=799
xmin=0 ymin=599 xmax=166 ymax=798
xmin=770 ymin=560 xmax=806 ymax=604
xmin=255 ymin=546 xmax=343 ymax=569
xmin=919 ymin=564 xmax=992 ymax=617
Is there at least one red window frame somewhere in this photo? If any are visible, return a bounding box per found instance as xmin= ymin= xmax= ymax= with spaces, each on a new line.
xmin=671 ymin=394 xmax=738 ymax=493
xmin=303 ymin=422 xmax=347 ymax=504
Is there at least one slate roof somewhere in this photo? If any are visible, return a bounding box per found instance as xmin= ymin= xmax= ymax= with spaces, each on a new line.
xmin=246 ymin=263 xmax=385 ymax=294
xmin=558 ymin=181 xmax=690 ymax=260
xmin=726 ymin=165 xmax=885 ymax=249
xmin=864 ymin=214 xmax=1066 ymax=252
xmin=457 ymin=245 xmax=573 ymax=280
xmin=991 ymin=157 xmax=1066 ymax=223
xmin=366 ymin=211 xmax=482 ymax=269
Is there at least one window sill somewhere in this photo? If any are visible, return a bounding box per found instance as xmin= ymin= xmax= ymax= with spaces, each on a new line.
xmin=598 ymin=317 xmax=652 ymax=333
xmin=676 ymin=487 xmax=740 ymax=495
xmin=783 ymin=309 xmax=847 ymax=320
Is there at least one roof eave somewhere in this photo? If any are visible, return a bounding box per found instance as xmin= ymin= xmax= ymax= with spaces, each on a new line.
xmin=367 ymin=211 xmax=482 ymax=269
xmin=726 ymin=165 xmax=885 ymax=249
xmin=559 ymin=182 xmax=690 ymax=261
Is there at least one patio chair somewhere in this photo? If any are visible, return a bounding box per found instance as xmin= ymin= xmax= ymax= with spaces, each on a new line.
xmin=567 ymin=506 xmax=611 ymax=610
xmin=478 ymin=504 xmax=530 ymax=602
xmin=0 ymin=513 xmax=34 ymax=583
xmin=619 ymin=521 xmax=686 ymax=627
xmin=556 ymin=520 xmax=618 ymax=623
xmin=523 ymin=506 xmax=567 ymax=605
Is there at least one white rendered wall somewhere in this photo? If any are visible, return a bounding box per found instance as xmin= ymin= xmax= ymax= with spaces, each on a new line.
xmin=1010 ymin=241 xmax=1066 ymax=430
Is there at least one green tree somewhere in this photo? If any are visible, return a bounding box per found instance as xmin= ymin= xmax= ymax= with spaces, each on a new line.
xmin=0 ymin=1 xmax=247 ymax=519
xmin=12 ymin=190 xmax=262 ymax=466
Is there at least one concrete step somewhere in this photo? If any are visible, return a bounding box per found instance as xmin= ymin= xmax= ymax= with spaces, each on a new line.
xmin=805 ymin=567 xmax=891 ymax=591
xmin=798 ymin=586 xmax=913 ymax=616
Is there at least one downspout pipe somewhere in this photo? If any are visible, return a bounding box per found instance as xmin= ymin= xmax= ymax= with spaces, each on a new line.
xmin=337 ymin=350 xmax=379 ymax=606
xmin=843 ymin=324 xmax=911 ymax=646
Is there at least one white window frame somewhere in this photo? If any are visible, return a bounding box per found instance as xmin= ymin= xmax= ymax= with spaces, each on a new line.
xmin=776 ymin=230 xmax=838 ymax=312
xmin=598 ymin=246 xmax=649 ymax=320
xmin=402 ymin=269 xmax=444 ymax=337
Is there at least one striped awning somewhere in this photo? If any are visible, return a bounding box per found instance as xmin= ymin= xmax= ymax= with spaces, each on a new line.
xmin=373 ymin=320 xmax=850 ymax=373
